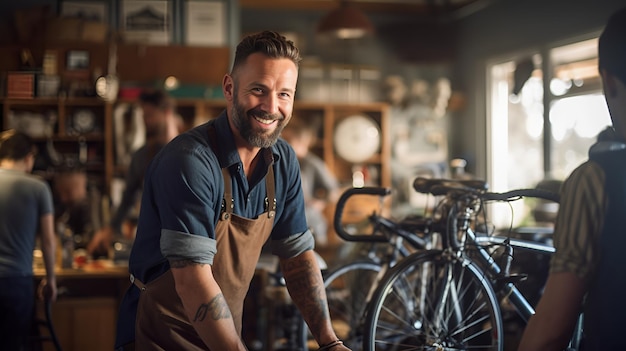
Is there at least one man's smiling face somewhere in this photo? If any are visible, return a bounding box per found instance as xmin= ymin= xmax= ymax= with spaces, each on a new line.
xmin=227 ymin=52 xmax=298 ymax=148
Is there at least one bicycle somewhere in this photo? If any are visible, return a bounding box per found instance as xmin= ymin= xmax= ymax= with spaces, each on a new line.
xmin=361 ymin=177 xmax=570 ymax=351
xmin=299 ymin=186 xmax=439 ymax=350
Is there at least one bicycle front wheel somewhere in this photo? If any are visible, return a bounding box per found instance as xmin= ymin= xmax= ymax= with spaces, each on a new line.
xmin=301 ymin=259 xmax=382 ymax=350
xmin=363 ymin=250 xmax=503 ymax=351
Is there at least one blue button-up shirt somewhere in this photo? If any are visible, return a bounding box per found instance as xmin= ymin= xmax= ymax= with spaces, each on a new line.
xmin=115 ymin=111 xmax=314 ymax=347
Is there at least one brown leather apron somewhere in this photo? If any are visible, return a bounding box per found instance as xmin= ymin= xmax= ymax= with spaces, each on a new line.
xmin=133 ymin=129 xmax=276 ymax=350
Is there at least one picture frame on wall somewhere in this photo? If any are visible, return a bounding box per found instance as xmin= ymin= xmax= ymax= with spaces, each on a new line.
xmin=121 ymin=0 xmax=171 ymax=44
xmin=66 ymin=50 xmax=90 ymax=71
xmin=185 ymin=1 xmax=226 ymax=46
xmin=60 ymin=0 xmax=108 ymax=23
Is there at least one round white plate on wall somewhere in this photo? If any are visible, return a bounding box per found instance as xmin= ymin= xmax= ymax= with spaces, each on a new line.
xmin=333 ymin=114 xmax=381 ymax=164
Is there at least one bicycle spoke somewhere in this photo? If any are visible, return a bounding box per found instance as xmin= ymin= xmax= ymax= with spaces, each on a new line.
xmin=365 ymin=253 xmax=502 ymax=350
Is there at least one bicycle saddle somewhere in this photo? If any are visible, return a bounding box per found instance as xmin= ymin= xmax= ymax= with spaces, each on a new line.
xmin=413 ymin=177 xmax=488 ymax=196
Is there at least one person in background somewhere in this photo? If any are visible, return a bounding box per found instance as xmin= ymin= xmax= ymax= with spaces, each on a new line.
xmin=53 ymin=167 xmax=102 ymax=250
xmin=115 ymin=30 xmax=350 ymax=351
xmin=0 ymin=130 xmax=57 ymax=350
xmin=87 ymin=89 xmax=180 ymax=257
xmin=518 ymin=7 xmax=626 ymax=351
xmin=281 ymin=118 xmax=339 ymax=246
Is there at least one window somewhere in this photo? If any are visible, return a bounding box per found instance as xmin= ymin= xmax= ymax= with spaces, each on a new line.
xmin=487 ymin=38 xmax=611 ymax=227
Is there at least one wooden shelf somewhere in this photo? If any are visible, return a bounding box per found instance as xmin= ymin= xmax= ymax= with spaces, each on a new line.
xmin=1 ymin=97 xmax=114 ymax=194
xmin=293 ymin=100 xmax=391 ymax=188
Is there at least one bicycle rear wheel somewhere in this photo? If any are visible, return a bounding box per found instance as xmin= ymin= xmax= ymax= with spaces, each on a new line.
xmin=301 ymin=260 xmax=382 ymax=350
xmin=363 ymin=250 xmax=503 ymax=351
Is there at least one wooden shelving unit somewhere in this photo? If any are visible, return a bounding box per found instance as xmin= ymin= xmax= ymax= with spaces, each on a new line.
xmin=1 ymin=97 xmax=114 ymax=193
xmin=294 ymin=101 xmax=391 ymax=188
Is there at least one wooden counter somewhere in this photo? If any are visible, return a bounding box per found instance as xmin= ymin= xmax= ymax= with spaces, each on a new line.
xmin=33 ymin=261 xmax=130 ymax=351
xmin=34 ymin=261 xmax=129 ymax=280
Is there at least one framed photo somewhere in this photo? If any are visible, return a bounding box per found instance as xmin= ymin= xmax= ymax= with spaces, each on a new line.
xmin=66 ymin=50 xmax=90 ymax=70
xmin=185 ymin=1 xmax=226 ymax=46
xmin=60 ymin=1 xmax=108 ymax=23
xmin=121 ymin=1 xmax=171 ymax=44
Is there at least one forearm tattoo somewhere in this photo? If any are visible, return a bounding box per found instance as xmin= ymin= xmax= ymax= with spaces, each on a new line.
xmin=193 ymin=293 xmax=232 ymax=322
xmin=281 ymin=258 xmax=329 ymax=339
xmin=168 ymin=259 xmax=231 ymax=322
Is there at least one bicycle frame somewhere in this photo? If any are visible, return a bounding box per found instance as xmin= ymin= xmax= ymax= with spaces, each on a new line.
xmin=468 ymin=229 xmax=551 ymax=322
xmin=438 ymin=185 xmax=558 ymax=323
xmin=448 ymin=187 xmax=583 ymax=349
xmin=355 ymin=178 xmax=583 ymax=350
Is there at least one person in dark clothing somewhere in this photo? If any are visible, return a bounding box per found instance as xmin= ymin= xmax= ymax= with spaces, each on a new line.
xmin=518 ymin=7 xmax=626 ymax=350
xmin=87 ymin=89 xmax=180 ymax=257
xmin=53 ymin=167 xmax=102 ymax=250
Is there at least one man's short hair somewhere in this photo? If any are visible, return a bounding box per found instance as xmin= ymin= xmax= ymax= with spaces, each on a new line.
xmin=0 ymin=130 xmax=34 ymax=161
xmin=138 ymin=89 xmax=175 ymax=111
xmin=599 ymin=7 xmax=626 ymax=85
xmin=231 ymin=31 xmax=302 ymax=76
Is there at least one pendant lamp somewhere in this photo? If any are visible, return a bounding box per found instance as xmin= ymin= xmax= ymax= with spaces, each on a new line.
xmin=317 ymin=1 xmax=374 ymax=39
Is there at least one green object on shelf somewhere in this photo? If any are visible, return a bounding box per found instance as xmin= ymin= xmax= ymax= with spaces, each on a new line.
xmin=166 ymin=84 xmax=224 ymax=99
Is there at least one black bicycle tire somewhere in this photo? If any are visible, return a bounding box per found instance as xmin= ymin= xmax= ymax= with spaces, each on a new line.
xmin=298 ymin=260 xmax=383 ymax=350
xmin=363 ymin=250 xmax=504 ymax=351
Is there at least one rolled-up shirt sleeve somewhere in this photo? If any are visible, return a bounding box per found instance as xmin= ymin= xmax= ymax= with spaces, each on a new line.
xmin=149 ymin=136 xmax=222 ymax=265
xmin=161 ymin=229 xmax=217 ymax=265
xmin=270 ymin=229 xmax=315 ymax=259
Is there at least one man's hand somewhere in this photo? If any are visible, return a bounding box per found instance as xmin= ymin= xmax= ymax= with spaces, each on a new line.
xmin=87 ymin=226 xmax=114 ymax=256
xmin=38 ymin=278 xmax=57 ymax=302
xmin=317 ymin=340 xmax=351 ymax=351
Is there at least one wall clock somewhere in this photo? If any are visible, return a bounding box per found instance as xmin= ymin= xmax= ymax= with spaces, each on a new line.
xmin=72 ymin=109 xmax=96 ymax=134
xmin=333 ymin=114 xmax=381 ymax=164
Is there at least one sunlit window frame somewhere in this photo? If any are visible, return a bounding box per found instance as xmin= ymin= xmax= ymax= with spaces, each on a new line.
xmin=485 ymin=32 xmax=606 ymax=228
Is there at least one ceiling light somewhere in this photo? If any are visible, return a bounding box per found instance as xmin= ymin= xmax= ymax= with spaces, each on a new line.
xmin=317 ymin=1 xmax=374 ymax=39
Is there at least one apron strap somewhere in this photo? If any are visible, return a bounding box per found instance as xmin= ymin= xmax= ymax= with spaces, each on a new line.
xmin=206 ymin=121 xmax=277 ymax=220
xmin=130 ymin=274 xmax=146 ymax=291
xmin=265 ymin=166 xmax=276 ymax=218
xmin=206 ymin=122 xmax=234 ymax=221
xmin=221 ymin=167 xmax=234 ymax=220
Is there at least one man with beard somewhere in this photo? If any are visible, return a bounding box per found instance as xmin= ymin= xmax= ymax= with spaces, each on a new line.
xmin=114 ymin=31 xmax=350 ymax=351
xmin=87 ymin=89 xmax=180 ymax=257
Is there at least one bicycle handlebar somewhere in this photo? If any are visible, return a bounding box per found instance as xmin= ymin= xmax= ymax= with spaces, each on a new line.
xmin=413 ymin=177 xmax=560 ymax=203
xmin=333 ymin=187 xmax=391 ymax=243
xmin=482 ymin=188 xmax=560 ymax=203
xmin=333 ymin=182 xmax=558 ymax=245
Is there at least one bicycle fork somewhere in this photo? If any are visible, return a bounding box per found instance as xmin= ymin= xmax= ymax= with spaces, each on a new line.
xmin=470 ymin=232 xmax=535 ymax=322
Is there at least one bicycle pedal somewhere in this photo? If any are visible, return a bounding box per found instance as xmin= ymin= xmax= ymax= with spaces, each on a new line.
xmin=495 ymin=273 xmax=528 ymax=284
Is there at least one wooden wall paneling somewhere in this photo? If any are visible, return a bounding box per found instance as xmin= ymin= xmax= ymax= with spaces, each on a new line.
xmin=116 ymin=45 xmax=230 ymax=85
xmin=48 ymin=297 xmax=117 ymax=351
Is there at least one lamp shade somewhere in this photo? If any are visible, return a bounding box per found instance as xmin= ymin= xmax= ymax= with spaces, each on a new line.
xmin=317 ymin=2 xmax=374 ymax=39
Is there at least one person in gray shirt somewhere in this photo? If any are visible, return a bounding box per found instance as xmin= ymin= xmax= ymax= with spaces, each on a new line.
xmin=0 ymin=130 xmax=57 ymax=350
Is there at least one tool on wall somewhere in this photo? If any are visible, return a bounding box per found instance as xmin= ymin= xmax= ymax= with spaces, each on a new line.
xmin=45 ymin=137 xmax=89 ymax=168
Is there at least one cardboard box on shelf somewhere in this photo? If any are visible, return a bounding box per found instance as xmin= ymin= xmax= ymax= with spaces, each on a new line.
xmin=6 ymin=71 xmax=35 ymax=99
